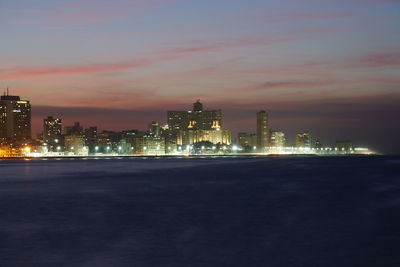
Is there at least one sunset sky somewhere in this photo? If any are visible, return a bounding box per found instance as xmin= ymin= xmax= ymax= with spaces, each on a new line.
xmin=1 ymin=0 xmax=399 ymax=153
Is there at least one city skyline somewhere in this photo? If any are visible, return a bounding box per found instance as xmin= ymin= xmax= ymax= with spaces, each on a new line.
xmin=0 ymin=90 xmax=395 ymax=154
xmin=0 ymin=92 xmax=374 ymax=155
xmin=1 ymin=0 xmax=399 ymax=153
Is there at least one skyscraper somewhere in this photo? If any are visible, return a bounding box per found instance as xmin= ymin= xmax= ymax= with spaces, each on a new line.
xmin=269 ymin=130 xmax=286 ymax=148
xmin=43 ymin=116 xmax=62 ymax=144
xmin=0 ymin=92 xmax=31 ymax=143
xmin=167 ymin=100 xmax=225 ymax=149
xmin=149 ymin=121 xmax=161 ymax=137
xmin=84 ymin=126 xmax=98 ymax=152
xmin=256 ymin=111 xmax=268 ymax=152
xmin=167 ymin=100 xmax=222 ymax=133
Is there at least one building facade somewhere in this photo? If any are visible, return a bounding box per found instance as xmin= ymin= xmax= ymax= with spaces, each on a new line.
xmin=84 ymin=126 xmax=98 ymax=152
xmin=0 ymin=94 xmax=31 ymax=143
xmin=237 ymin=132 xmax=256 ymax=150
xmin=167 ymin=100 xmax=222 ymax=133
xmin=256 ymin=111 xmax=269 ymax=152
xmin=64 ymin=134 xmax=88 ymax=155
xmin=167 ymin=100 xmax=227 ymax=150
xmin=132 ymin=134 xmax=166 ymax=155
xmin=43 ymin=116 xmax=62 ymax=151
xmin=295 ymin=132 xmax=311 ymax=148
xmin=177 ymin=129 xmax=231 ymax=147
xmin=269 ymin=130 xmax=286 ymax=148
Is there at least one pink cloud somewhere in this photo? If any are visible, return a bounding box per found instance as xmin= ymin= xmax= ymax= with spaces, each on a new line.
xmin=358 ymin=52 xmax=400 ymax=68
xmin=0 ymin=33 xmax=317 ymax=80
xmin=257 ymin=13 xmax=355 ymax=23
xmin=0 ymin=59 xmax=152 ymax=79
xmin=248 ymin=80 xmax=334 ymax=91
xmin=158 ymin=27 xmax=338 ymax=56
xmin=158 ymin=38 xmax=269 ymax=55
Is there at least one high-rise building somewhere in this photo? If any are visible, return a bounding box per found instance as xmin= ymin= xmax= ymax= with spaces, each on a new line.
xmin=64 ymin=135 xmax=87 ymax=155
xmin=167 ymin=100 xmax=222 ymax=133
xmin=256 ymin=111 xmax=268 ymax=152
xmin=63 ymin=122 xmax=87 ymax=155
xmin=167 ymin=100 xmax=225 ymax=150
xmin=237 ymin=132 xmax=256 ymax=150
xmin=149 ymin=121 xmax=161 ymax=137
xmin=84 ymin=126 xmax=98 ymax=152
xmin=295 ymin=132 xmax=311 ymax=148
xmin=0 ymin=92 xmax=31 ymax=143
xmin=269 ymin=130 xmax=286 ymax=148
xmin=43 ymin=116 xmax=62 ymax=151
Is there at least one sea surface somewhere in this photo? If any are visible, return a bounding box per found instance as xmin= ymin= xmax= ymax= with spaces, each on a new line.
xmin=0 ymin=156 xmax=399 ymax=267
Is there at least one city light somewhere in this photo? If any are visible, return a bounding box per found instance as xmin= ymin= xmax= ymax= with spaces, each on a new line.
xmin=0 ymin=97 xmax=376 ymax=158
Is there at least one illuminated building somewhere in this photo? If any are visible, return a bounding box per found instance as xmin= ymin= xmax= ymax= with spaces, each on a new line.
xmin=43 ymin=116 xmax=62 ymax=151
xmin=117 ymin=139 xmax=132 ymax=154
xmin=167 ymin=100 xmax=222 ymax=133
xmin=0 ymin=92 xmax=31 ymax=143
xmin=177 ymin=129 xmax=231 ymax=146
xmin=149 ymin=121 xmax=161 ymax=137
xmin=167 ymin=100 xmax=226 ymax=150
xmin=132 ymin=134 xmax=165 ymax=155
xmin=0 ymin=145 xmax=21 ymax=157
xmin=84 ymin=126 xmax=98 ymax=152
xmin=160 ymin=125 xmax=176 ymax=154
xmin=96 ymin=131 xmax=122 ymax=153
xmin=269 ymin=130 xmax=286 ymax=148
xmin=64 ymin=134 xmax=88 ymax=155
xmin=64 ymin=122 xmax=88 ymax=155
xmin=295 ymin=132 xmax=311 ymax=148
xmin=256 ymin=111 xmax=269 ymax=152
xmin=335 ymin=140 xmax=353 ymax=152
xmin=237 ymin=132 xmax=256 ymax=150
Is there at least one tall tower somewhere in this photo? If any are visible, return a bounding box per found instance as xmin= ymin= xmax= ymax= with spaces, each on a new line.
xmin=44 ymin=116 xmax=62 ymax=150
xmin=0 ymin=91 xmax=31 ymax=143
xmin=256 ymin=111 xmax=268 ymax=152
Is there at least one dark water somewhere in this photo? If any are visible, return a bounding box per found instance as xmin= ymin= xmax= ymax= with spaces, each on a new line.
xmin=0 ymin=156 xmax=399 ymax=267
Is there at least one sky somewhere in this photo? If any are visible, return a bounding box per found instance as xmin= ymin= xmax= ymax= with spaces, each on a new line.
xmin=1 ymin=0 xmax=399 ymax=153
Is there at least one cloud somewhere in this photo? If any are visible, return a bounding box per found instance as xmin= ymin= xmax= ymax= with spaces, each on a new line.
xmin=357 ymin=52 xmax=400 ymax=68
xmin=158 ymin=37 xmax=278 ymax=55
xmin=158 ymin=27 xmax=339 ymax=57
xmin=0 ymin=31 xmax=323 ymax=80
xmin=247 ymin=80 xmax=333 ymax=91
xmin=251 ymin=13 xmax=355 ymax=23
xmin=0 ymin=60 xmax=152 ymax=79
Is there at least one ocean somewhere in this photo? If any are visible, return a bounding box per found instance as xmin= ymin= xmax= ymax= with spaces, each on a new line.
xmin=0 ymin=156 xmax=399 ymax=267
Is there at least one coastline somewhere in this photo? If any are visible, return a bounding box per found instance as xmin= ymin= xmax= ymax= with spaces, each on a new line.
xmin=0 ymin=153 xmax=379 ymax=161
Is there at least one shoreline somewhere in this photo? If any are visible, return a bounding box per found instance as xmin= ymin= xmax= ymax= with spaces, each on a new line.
xmin=0 ymin=153 xmax=380 ymax=160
